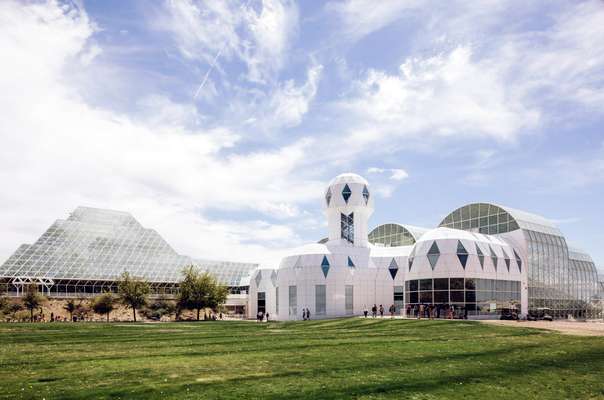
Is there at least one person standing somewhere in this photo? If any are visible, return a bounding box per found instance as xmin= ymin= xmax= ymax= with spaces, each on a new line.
xmin=363 ymin=307 xmax=368 ymax=318
xmin=379 ymin=305 xmax=384 ymax=318
xmin=306 ymin=308 xmax=311 ymax=320
xmin=265 ymin=312 xmax=270 ymax=322
xmin=371 ymin=304 xmax=377 ymax=318
xmin=389 ymin=304 xmax=395 ymax=318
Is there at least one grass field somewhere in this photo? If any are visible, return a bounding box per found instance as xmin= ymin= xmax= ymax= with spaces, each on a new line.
xmin=1 ymin=318 xmax=603 ymax=400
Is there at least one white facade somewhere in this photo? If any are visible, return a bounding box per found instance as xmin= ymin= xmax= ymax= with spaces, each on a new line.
xmin=248 ymin=173 xmax=529 ymax=320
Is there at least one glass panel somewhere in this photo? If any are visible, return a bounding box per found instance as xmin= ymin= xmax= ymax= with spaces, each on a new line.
xmin=450 ymin=291 xmax=464 ymax=302
xmin=419 ymin=291 xmax=433 ymax=303
xmin=288 ymin=285 xmax=297 ymax=316
xmin=450 ymin=278 xmax=464 ymax=290
xmin=315 ymin=285 xmax=326 ymax=315
xmin=434 ymin=278 xmax=449 ymax=290
xmin=434 ymin=291 xmax=448 ymax=303
xmin=345 ymin=285 xmax=354 ymax=314
xmin=420 ymin=279 xmax=433 ymax=291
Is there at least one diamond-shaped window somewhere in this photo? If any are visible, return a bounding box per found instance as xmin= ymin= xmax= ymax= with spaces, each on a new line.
xmin=271 ymin=270 xmax=278 ymax=286
xmin=427 ymin=241 xmax=440 ymax=270
xmin=342 ymin=184 xmax=352 ymax=203
xmin=347 ymin=256 xmax=355 ymax=268
xmin=325 ymin=187 xmax=332 ymax=206
xmin=513 ymin=249 xmax=522 ymax=272
xmin=254 ymin=271 xmax=262 ymax=287
xmin=489 ymin=245 xmax=498 ymax=271
xmin=476 ymin=243 xmax=485 ymax=269
xmin=456 ymin=240 xmax=469 ymax=269
xmin=362 ymin=185 xmax=370 ymax=205
xmin=389 ymin=258 xmax=399 ymax=279
xmin=321 ymin=255 xmax=330 ymax=278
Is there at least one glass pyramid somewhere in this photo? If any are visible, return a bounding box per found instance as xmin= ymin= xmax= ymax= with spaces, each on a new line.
xmin=0 ymin=207 xmax=258 ymax=291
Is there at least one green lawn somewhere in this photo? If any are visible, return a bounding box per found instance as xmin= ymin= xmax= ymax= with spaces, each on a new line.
xmin=1 ymin=319 xmax=603 ymax=400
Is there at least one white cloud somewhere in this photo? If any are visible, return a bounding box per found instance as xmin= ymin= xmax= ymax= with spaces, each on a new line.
xmin=0 ymin=0 xmax=321 ymax=268
xmin=158 ymin=0 xmax=299 ymax=85
xmin=339 ymin=46 xmax=540 ymax=148
xmin=326 ymin=0 xmax=421 ymax=41
xmin=245 ymin=63 xmax=323 ymax=130
xmin=367 ymin=167 xmax=408 ymax=181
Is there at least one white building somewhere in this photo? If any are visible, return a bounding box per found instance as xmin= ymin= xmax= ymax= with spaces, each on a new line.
xmin=249 ymin=173 xmax=601 ymax=320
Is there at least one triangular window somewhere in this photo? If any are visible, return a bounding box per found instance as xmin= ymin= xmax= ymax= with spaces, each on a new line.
xmin=456 ymin=240 xmax=468 ymax=269
xmin=514 ymin=249 xmax=522 ymax=272
xmin=489 ymin=245 xmax=498 ymax=271
xmin=342 ymin=184 xmax=352 ymax=203
xmin=321 ymin=256 xmax=330 ymax=278
xmin=502 ymin=248 xmax=511 ymax=271
xmin=325 ymin=187 xmax=332 ymax=206
xmin=362 ymin=185 xmax=370 ymax=205
xmin=476 ymin=244 xmax=485 ymax=269
xmin=408 ymin=247 xmax=415 ymax=271
xmin=347 ymin=256 xmax=355 ymax=268
xmin=427 ymin=241 xmax=440 ymax=270
xmin=388 ymin=258 xmax=399 ymax=279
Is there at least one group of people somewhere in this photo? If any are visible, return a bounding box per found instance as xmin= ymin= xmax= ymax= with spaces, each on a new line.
xmin=363 ymin=304 xmax=397 ymax=318
xmin=406 ymin=304 xmax=467 ymax=319
xmin=256 ymin=311 xmax=269 ymax=322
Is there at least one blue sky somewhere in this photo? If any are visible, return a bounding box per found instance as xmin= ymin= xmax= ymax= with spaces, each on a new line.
xmin=0 ymin=0 xmax=603 ymax=271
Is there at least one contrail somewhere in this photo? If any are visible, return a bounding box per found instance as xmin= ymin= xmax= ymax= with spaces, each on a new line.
xmin=193 ymin=0 xmax=254 ymax=100
xmin=193 ymin=46 xmax=225 ymax=99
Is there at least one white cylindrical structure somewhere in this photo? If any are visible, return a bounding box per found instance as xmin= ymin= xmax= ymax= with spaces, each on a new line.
xmin=323 ymin=173 xmax=374 ymax=248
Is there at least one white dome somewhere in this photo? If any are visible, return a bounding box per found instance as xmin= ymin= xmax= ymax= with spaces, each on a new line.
xmin=328 ymin=173 xmax=369 ymax=187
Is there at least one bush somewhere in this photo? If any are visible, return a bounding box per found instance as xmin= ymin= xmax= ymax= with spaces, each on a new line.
xmin=142 ymin=296 xmax=176 ymax=321
xmin=92 ymin=293 xmax=115 ymax=322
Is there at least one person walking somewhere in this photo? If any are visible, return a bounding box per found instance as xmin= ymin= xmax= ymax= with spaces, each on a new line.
xmin=379 ymin=305 xmax=384 ymax=318
xmin=389 ymin=304 xmax=395 ymax=318
xmin=363 ymin=307 xmax=368 ymax=318
xmin=306 ymin=308 xmax=311 ymax=320
xmin=371 ymin=304 xmax=377 ymax=318
xmin=265 ymin=312 xmax=270 ymax=322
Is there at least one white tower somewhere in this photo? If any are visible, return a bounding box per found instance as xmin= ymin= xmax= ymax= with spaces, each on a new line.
xmin=323 ymin=173 xmax=374 ymax=247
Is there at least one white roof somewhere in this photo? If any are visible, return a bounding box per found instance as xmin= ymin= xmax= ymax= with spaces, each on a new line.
xmin=418 ymin=227 xmax=508 ymax=246
xmin=328 ymin=173 xmax=368 ymax=186
xmin=494 ymin=204 xmax=562 ymax=236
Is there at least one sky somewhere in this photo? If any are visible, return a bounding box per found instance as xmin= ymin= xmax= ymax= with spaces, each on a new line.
xmin=0 ymin=0 xmax=603 ymax=272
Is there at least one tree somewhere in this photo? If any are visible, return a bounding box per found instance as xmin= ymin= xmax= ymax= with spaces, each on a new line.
xmin=178 ymin=266 xmax=229 ymax=321
xmin=142 ymin=296 xmax=176 ymax=321
xmin=118 ymin=272 xmax=150 ymax=322
xmin=63 ymin=299 xmax=77 ymax=321
xmin=22 ymin=285 xmax=46 ymax=322
xmin=92 ymin=293 xmax=115 ymax=322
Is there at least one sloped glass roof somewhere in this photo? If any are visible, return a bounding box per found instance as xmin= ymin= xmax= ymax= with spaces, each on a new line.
xmin=368 ymin=223 xmax=430 ymax=247
xmin=0 ymin=207 xmax=257 ymax=287
xmin=439 ymin=203 xmax=562 ymax=236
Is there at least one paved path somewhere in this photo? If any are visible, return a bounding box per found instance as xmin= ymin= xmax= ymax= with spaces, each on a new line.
xmin=481 ymin=320 xmax=604 ymax=336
